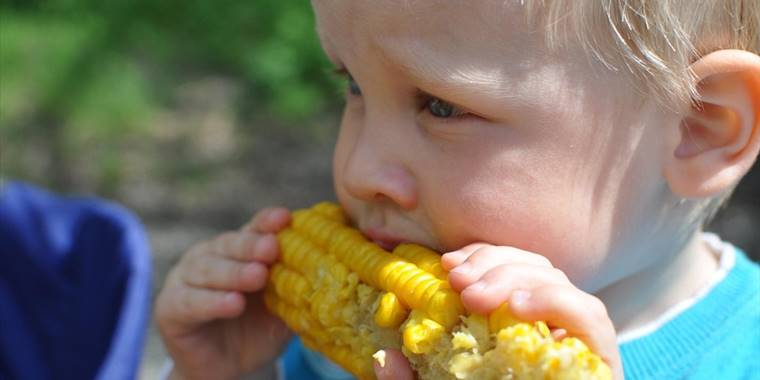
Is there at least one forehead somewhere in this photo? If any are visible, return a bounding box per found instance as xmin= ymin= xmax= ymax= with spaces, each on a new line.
xmin=311 ymin=0 xmax=545 ymax=68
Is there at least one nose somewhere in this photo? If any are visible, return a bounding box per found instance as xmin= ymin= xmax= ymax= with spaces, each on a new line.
xmin=338 ymin=123 xmax=418 ymax=210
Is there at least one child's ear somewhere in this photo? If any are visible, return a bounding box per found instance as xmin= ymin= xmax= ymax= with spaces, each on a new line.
xmin=663 ymin=49 xmax=760 ymax=198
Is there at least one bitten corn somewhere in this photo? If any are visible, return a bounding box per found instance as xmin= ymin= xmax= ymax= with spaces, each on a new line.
xmin=265 ymin=202 xmax=612 ymax=380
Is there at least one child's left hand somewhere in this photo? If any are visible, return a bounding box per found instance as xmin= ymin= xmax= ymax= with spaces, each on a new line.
xmin=373 ymin=243 xmax=623 ymax=380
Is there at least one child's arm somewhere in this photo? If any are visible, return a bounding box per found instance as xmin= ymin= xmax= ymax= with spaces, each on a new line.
xmin=154 ymin=208 xmax=293 ymax=380
xmin=441 ymin=243 xmax=623 ymax=380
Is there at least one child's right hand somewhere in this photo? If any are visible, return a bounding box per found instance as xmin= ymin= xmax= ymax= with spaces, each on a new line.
xmin=154 ymin=207 xmax=293 ymax=380
xmin=442 ymin=243 xmax=623 ymax=380
xmin=374 ymin=243 xmax=623 ymax=380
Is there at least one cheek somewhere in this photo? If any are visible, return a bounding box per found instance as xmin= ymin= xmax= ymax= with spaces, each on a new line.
xmin=332 ymin=114 xmax=357 ymax=206
xmin=332 ymin=138 xmax=347 ymax=195
xmin=426 ymin=164 xmax=612 ymax=286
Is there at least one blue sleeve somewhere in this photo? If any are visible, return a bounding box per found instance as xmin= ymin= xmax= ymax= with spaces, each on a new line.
xmin=279 ymin=337 xmax=325 ymax=379
xmin=0 ymin=181 xmax=152 ymax=380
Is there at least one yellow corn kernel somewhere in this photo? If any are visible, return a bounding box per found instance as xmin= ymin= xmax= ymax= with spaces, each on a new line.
xmin=488 ymin=302 xmax=522 ymax=332
xmin=311 ymin=201 xmax=347 ymax=223
xmin=292 ymin=209 xmax=343 ymax=248
xmin=310 ymin=290 xmax=344 ymax=327
xmin=449 ymin=351 xmax=487 ymax=379
xmin=269 ymin=264 xmax=311 ymax=307
xmin=536 ymin=321 xmax=552 ymax=338
xmin=451 ymin=331 xmax=478 ymax=350
xmin=304 ymin=338 xmax=374 ymax=380
xmin=263 ymin=290 xmax=324 ymax=342
xmin=425 ymin=290 xmax=465 ymax=330
xmin=277 ymin=229 xmax=323 ymax=277
xmin=393 ymin=243 xmax=449 ymax=282
xmin=375 ymin=292 xmax=409 ymax=328
xmin=403 ymin=311 xmax=446 ymax=354
xmin=326 ymin=225 xmax=464 ymax=329
xmin=372 ymin=350 xmax=387 ymax=368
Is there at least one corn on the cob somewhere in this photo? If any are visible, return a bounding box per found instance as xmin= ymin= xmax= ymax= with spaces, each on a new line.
xmin=265 ymin=202 xmax=612 ymax=380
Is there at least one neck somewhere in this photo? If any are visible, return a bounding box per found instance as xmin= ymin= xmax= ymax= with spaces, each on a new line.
xmin=596 ymin=231 xmax=720 ymax=335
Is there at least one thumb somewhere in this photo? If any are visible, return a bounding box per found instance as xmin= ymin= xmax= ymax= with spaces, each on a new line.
xmin=373 ymin=349 xmax=415 ymax=380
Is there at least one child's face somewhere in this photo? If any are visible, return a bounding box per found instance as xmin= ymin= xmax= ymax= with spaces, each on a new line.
xmin=314 ymin=1 xmax=677 ymax=292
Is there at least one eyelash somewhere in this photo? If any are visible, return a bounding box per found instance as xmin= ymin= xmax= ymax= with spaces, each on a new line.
xmin=333 ymin=67 xmax=474 ymax=121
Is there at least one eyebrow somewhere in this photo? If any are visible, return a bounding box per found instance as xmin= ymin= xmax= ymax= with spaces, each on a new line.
xmin=377 ymin=40 xmax=517 ymax=103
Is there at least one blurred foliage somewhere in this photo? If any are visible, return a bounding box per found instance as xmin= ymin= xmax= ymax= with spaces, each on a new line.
xmin=0 ymin=0 xmax=342 ymax=194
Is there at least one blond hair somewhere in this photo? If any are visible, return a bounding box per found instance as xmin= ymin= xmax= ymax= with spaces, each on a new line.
xmin=523 ymin=1 xmax=759 ymax=224
xmin=524 ymin=0 xmax=760 ymax=109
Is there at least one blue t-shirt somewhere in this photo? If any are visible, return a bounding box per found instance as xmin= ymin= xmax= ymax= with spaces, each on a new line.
xmin=617 ymin=238 xmax=759 ymax=379
xmin=277 ymin=237 xmax=759 ymax=380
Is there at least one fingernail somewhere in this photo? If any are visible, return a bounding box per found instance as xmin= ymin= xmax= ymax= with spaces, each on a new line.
xmin=263 ymin=211 xmax=277 ymax=225
xmin=442 ymin=249 xmax=461 ymax=258
xmin=511 ymin=290 xmax=531 ymax=306
xmin=223 ymin=292 xmax=241 ymax=306
xmin=440 ymin=251 xmax=460 ymax=270
xmin=268 ymin=208 xmax=288 ymax=222
xmin=450 ymin=262 xmax=472 ymax=275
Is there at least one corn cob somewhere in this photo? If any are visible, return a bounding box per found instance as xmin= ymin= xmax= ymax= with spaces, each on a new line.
xmin=265 ymin=202 xmax=612 ymax=380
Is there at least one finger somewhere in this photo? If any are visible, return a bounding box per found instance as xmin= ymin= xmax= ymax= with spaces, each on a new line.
xmin=459 ymin=264 xmax=568 ymax=313
xmin=445 ymin=246 xmax=553 ymax=289
xmin=250 ymin=234 xmax=279 ymax=264
xmin=441 ymin=243 xmax=489 ymax=270
xmin=243 ymin=207 xmax=291 ymax=234
xmin=508 ymin=285 xmax=621 ymax=373
xmin=181 ymin=253 xmax=269 ymax=292
xmin=208 ymin=232 xmax=279 ymax=264
xmin=442 ymin=243 xmax=552 ymax=270
xmin=373 ymin=349 xmax=415 ymax=380
xmin=206 ymin=232 xmax=255 ymax=261
xmin=157 ymin=286 xmax=245 ymax=330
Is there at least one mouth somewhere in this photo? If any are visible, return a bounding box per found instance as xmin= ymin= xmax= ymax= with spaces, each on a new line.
xmin=361 ymin=227 xmax=406 ymax=251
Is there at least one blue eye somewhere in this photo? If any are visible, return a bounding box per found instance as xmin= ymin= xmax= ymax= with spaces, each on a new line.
xmin=426 ymin=97 xmax=467 ymax=118
xmin=347 ymin=74 xmax=362 ymax=96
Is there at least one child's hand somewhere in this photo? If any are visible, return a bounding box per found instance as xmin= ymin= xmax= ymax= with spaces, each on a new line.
xmin=154 ymin=208 xmax=293 ymax=380
xmin=442 ymin=243 xmax=623 ymax=380
xmin=373 ymin=243 xmax=623 ymax=380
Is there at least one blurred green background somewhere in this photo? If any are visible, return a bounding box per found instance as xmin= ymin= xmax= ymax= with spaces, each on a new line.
xmin=1 ymin=0 xmax=342 ymax=208
xmin=1 ymin=1 xmax=757 ymax=377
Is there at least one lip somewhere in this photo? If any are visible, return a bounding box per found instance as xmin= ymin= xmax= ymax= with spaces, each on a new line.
xmin=361 ymin=227 xmax=406 ymax=251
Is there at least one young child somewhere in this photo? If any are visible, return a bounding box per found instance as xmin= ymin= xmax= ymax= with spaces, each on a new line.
xmin=154 ymin=1 xmax=760 ymax=379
